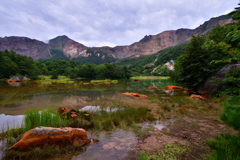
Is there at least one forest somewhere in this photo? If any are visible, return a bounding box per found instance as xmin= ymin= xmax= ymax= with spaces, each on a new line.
xmin=0 ymin=50 xmax=131 ymax=80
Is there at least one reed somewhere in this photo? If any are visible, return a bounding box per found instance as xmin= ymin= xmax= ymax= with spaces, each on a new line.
xmin=24 ymin=109 xmax=68 ymax=131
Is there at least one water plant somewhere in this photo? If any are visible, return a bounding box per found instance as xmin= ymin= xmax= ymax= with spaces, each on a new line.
xmin=24 ymin=109 xmax=68 ymax=131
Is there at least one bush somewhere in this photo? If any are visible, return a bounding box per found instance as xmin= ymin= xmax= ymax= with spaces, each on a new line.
xmin=206 ymin=97 xmax=240 ymax=159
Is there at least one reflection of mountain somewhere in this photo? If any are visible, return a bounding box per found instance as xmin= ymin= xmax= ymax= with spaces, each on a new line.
xmin=63 ymin=96 xmax=90 ymax=107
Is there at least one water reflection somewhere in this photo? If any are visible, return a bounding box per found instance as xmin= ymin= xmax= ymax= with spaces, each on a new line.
xmin=0 ymin=79 xmax=182 ymax=114
xmin=79 ymin=106 xmax=121 ymax=113
xmin=8 ymin=82 xmax=20 ymax=87
xmin=0 ymin=114 xmax=24 ymax=133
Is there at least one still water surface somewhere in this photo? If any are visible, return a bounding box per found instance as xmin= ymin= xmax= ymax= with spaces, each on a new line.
xmin=0 ymin=79 xmax=183 ymax=159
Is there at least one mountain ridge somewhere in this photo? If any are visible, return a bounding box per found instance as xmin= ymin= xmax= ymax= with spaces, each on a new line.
xmin=0 ymin=15 xmax=235 ymax=61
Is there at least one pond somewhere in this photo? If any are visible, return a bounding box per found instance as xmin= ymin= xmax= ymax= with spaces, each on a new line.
xmin=0 ymin=78 xmax=184 ymax=159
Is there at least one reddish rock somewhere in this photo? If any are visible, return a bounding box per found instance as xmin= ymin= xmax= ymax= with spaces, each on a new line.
xmin=164 ymin=86 xmax=183 ymax=90
xmin=121 ymin=92 xmax=147 ymax=98
xmin=58 ymin=107 xmax=70 ymax=114
xmin=8 ymin=127 xmax=88 ymax=150
xmin=190 ymin=94 xmax=209 ymax=102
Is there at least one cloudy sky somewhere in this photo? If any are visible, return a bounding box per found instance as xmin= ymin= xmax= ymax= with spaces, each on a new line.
xmin=0 ymin=0 xmax=238 ymax=47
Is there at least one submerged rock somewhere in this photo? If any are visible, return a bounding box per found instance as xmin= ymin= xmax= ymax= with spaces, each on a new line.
xmin=8 ymin=127 xmax=88 ymax=150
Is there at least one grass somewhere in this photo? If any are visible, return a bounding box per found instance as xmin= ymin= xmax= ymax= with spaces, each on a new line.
xmin=206 ymin=133 xmax=240 ymax=160
xmin=2 ymin=143 xmax=86 ymax=160
xmin=24 ymin=109 xmax=68 ymax=131
xmin=138 ymin=143 xmax=188 ymax=160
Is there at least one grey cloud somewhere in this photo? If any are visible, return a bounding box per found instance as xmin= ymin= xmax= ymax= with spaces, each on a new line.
xmin=0 ymin=0 xmax=237 ymax=47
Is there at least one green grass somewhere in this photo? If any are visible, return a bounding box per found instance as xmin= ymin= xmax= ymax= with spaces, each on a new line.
xmin=138 ymin=143 xmax=188 ymax=160
xmin=206 ymin=133 xmax=240 ymax=160
xmin=24 ymin=109 xmax=68 ymax=131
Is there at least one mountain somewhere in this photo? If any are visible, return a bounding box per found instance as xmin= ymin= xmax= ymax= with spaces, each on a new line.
xmin=0 ymin=36 xmax=50 ymax=60
xmin=49 ymin=35 xmax=86 ymax=59
xmin=0 ymin=15 xmax=235 ymax=61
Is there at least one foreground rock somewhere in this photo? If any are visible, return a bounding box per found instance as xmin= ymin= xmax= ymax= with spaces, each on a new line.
xmin=121 ymin=92 xmax=147 ymax=98
xmin=9 ymin=127 xmax=88 ymax=150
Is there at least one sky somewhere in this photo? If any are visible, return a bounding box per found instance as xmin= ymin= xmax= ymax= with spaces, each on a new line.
xmin=0 ymin=0 xmax=238 ymax=47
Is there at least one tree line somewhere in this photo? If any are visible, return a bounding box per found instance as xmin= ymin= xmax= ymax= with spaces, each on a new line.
xmin=0 ymin=50 xmax=131 ymax=80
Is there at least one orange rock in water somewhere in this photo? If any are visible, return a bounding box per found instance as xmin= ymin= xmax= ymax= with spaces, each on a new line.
xmin=164 ymin=86 xmax=183 ymax=90
xmin=8 ymin=127 xmax=88 ymax=150
xmin=121 ymin=92 xmax=147 ymax=98
xmin=190 ymin=94 xmax=209 ymax=102
xmin=58 ymin=107 xmax=70 ymax=114
xmin=134 ymin=79 xmax=140 ymax=82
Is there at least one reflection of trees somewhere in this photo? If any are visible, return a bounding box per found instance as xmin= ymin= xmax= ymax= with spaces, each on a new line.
xmin=0 ymin=79 xmax=183 ymax=109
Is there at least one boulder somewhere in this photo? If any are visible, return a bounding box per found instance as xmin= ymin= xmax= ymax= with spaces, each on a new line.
xmin=9 ymin=127 xmax=88 ymax=150
xmin=164 ymin=86 xmax=183 ymax=90
xmin=198 ymin=64 xmax=240 ymax=92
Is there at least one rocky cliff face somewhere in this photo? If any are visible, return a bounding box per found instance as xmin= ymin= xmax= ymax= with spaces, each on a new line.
xmin=0 ymin=15 xmax=235 ymax=60
xmin=0 ymin=36 xmax=50 ymax=60
xmin=49 ymin=35 xmax=87 ymax=59
xmin=94 ymin=16 xmax=235 ymax=59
